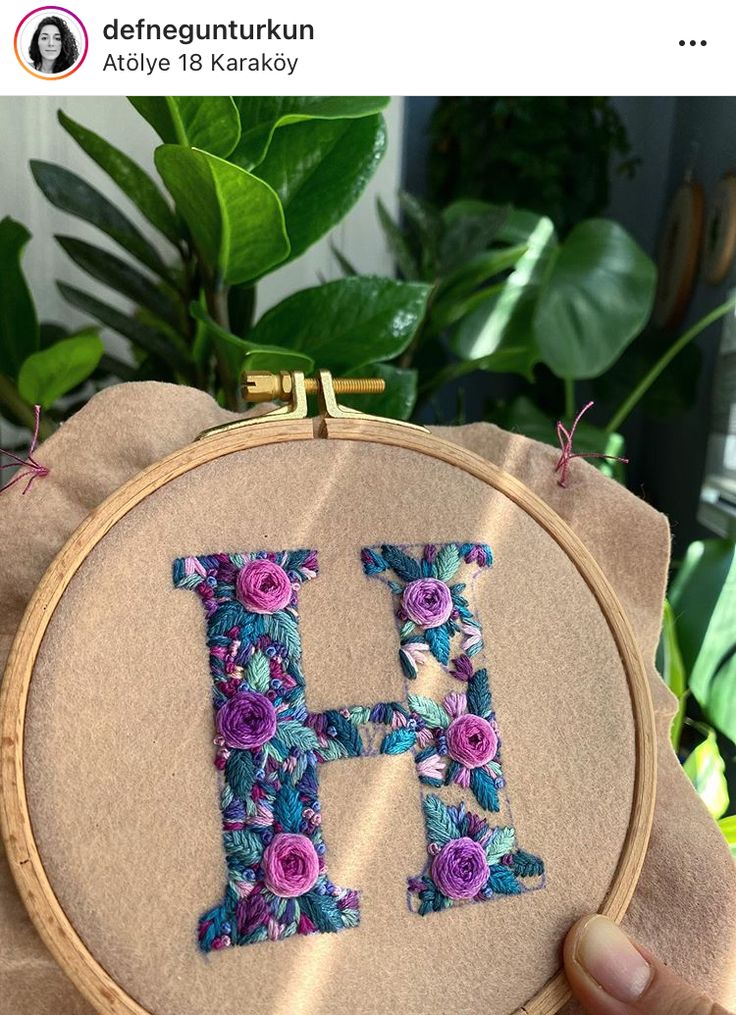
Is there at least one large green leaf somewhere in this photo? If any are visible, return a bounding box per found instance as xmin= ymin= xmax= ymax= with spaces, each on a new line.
xmin=719 ymin=815 xmax=736 ymax=858
xmin=17 ymin=330 xmax=103 ymax=409
xmin=669 ymin=540 xmax=736 ymax=743
xmin=155 ymin=146 xmax=290 ymax=285
xmin=683 ymin=726 xmax=729 ymax=819
xmin=254 ymin=115 xmax=387 ymax=261
xmin=439 ymin=201 xmax=509 ymax=274
xmin=58 ymin=282 xmax=190 ymax=374
xmin=129 ymin=97 xmax=240 ymax=157
xmin=533 ymin=219 xmax=656 ymax=379
xmin=659 ymin=600 xmax=687 ymax=750
xmin=57 ymin=111 xmax=180 ymax=246
xmin=55 ymin=236 xmax=182 ymax=328
xmin=231 ymin=97 xmax=389 ymax=169
xmin=246 ymin=277 xmax=431 ymax=372
xmin=0 ymin=217 xmax=39 ymax=377
xmin=341 ymin=363 xmax=417 ymax=421
xmin=452 ymin=211 xmax=555 ymax=374
xmin=30 ymin=161 xmax=169 ymax=279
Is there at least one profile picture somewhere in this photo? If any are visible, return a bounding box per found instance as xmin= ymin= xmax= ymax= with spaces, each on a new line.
xmin=14 ymin=7 xmax=88 ymax=79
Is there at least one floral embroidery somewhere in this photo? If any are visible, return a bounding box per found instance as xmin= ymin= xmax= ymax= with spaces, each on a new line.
xmin=361 ymin=543 xmax=545 ymax=915
xmin=174 ymin=550 xmax=360 ymax=952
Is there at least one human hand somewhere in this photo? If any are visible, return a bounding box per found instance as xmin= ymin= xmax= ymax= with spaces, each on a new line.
xmin=563 ymin=914 xmax=733 ymax=1014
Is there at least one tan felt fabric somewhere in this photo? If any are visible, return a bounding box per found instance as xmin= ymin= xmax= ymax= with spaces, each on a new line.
xmin=0 ymin=382 xmax=734 ymax=1014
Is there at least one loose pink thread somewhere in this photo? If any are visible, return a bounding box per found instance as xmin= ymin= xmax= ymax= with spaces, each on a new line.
xmin=0 ymin=405 xmax=49 ymax=495
xmin=554 ymin=401 xmax=628 ymax=488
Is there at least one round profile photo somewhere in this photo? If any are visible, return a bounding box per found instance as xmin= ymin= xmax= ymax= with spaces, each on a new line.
xmin=15 ymin=7 xmax=88 ymax=79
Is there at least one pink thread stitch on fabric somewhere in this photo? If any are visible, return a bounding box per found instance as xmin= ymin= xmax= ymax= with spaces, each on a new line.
xmin=554 ymin=400 xmax=628 ymax=488
xmin=0 ymin=405 xmax=49 ymax=495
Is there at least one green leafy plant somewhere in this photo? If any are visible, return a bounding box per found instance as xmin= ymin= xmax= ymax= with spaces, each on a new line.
xmin=0 ymin=96 xmax=431 ymax=434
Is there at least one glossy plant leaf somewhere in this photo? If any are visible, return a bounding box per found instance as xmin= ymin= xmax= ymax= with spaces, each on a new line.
xmin=57 ymin=111 xmax=180 ymax=245
xmin=0 ymin=217 xmax=39 ymax=377
xmin=254 ymin=115 xmax=386 ymax=261
xmin=341 ymin=363 xmax=418 ymax=421
xmin=58 ymin=282 xmax=190 ymax=374
xmin=30 ymin=161 xmax=169 ymax=279
xmin=669 ymin=539 xmax=736 ymax=743
xmin=231 ymin=96 xmax=389 ymax=169
xmin=719 ymin=815 xmax=736 ymax=858
xmin=129 ymin=97 xmax=240 ymax=157
xmin=155 ymin=146 xmax=290 ymax=285
xmin=453 ymin=210 xmax=555 ymax=373
xmin=190 ymin=302 xmax=315 ymax=377
xmin=17 ymin=330 xmax=103 ymax=409
xmin=439 ymin=201 xmax=510 ymax=274
xmin=55 ymin=236 xmax=182 ymax=329
xmin=683 ymin=726 xmax=729 ymax=820
xmin=659 ymin=600 xmax=687 ymax=750
xmin=246 ymin=277 xmax=431 ymax=372
xmin=533 ymin=219 xmax=656 ymax=379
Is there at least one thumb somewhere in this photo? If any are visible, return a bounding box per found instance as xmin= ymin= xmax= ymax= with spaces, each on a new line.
xmin=563 ymin=914 xmax=732 ymax=1014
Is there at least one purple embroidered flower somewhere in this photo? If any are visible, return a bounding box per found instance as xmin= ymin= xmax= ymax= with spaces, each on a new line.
xmin=216 ymin=691 xmax=277 ymax=749
xmin=236 ymin=559 xmax=292 ymax=614
xmin=402 ymin=578 xmax=453 ymax=628
xmin=446 ymin=713 xmax=498 ymax=768
xmin=431 ymin=837 xmax=489 ymax=899
xmin=263 ymin=833 xmax=320 ymax=897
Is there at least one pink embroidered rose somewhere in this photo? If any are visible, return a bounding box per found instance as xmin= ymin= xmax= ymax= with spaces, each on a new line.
xmin=446 ymin=713 xmax=498 ymax=768
xmin=402 ymin=578 xmax=452 ymax=627
xmin=263 ymin=833 xmax=320 ymax=897
xmin=431 ymin=837 xmax=489 ymax=899
xmin=236 ymin=559 xmax=292 ymax=614
xmin=216 ymin=691 xmax=277 ymax=749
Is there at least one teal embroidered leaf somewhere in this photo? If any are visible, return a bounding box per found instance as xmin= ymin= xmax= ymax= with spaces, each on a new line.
xmin=484 ymin=826 xmax=516 ymax=864
xmin=223 ymin=829 xmax=262 ymax=866
xmin=399 ymin=649 xmax=418 ymax=679
xmin=471 ymin=767 xmax=500 ymax=811
xmin=407 ymin=693 xmax=450 ymax=728
xmin=208 ymin=601 xmax=249 ymax=637
xmin=274 ymin=784 xmax=303 ymax=833
xmin=433 ymin=543 xmax=461 ymax=582
xmin=381 ymin=728 xmax=417 ymax=754
xmin=277 ymin=721 xmax=320 ymax=751
xmin=225 ymin=749 xmax=256 ymax=801
xmin=300 ymin=890 xmax=344 ymax=932
xmin=400 ymin=620 xmax=416 ymax=639
xmin=425 ymin=624 xmax=450 ymax=665
xmin=265 ymin=738 xmax=287 ymax=762
xmin=246 ymin=651 xmax=270 ymax=692
xmin=381 ymin=544 xmax=421 ymax=581
xmin=324 ymin=710 xmax=363 ymax=757
xmin=487 ymin=864 xmax=523 ymax=894
xmin=316 ymin=737 xmax=350 ymax=761
xmin=467 ymin=668 xmax=492 ymax=717
xmin=418 ymin=882 xmax=451 ymax=914
xmin=423 ymin=794 xmax=461 ymax=844
xmin=513 ymin=850 xmax=545 ymax=878
xmin=263 ymin=611 xmax=301 ymax=658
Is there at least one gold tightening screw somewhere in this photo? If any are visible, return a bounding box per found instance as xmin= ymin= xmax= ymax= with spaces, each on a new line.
xmin=242 ymin=370 xmax=385 ymax=403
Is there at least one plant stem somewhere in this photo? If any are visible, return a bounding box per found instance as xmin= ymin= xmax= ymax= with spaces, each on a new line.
xmin=0 ymin=374 xmax=56 ymax=438
xmin=206 ymin=283 xmax=239 ymax=409
xmin=606 ymin=296 xmax=736 ymax=434
xmin=564 ymin=377 xmax=575 ymax=420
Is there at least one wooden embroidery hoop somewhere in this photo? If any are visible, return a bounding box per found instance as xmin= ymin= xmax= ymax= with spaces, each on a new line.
xmin=0 ymin=371 xmax=657 ymax=1015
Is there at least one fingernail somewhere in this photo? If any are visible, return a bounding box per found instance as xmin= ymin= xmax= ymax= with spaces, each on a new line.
xmin=575 ymin=916 xmax=652 ymax=1003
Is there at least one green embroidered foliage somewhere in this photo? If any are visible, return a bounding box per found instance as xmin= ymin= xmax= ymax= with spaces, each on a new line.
xmin=325 ymin=710 xmax=363 ymax=757
xmin=381 ymin=728 xmax=417 ymax=754
xmin=277 ymin=721 xmax=320 ymax=751
xmin=316 ymin=737 xmax=351 ymax=762
xmin=425 ymin=624 xmax=450 ymax=665
xmin=418 ymin=882 xmax=452 ymax=915
xmin=223 ymin=829 xmax=262 ymax=866
xmin=263 ymin=611 xmax=301 ymax=659
xmin=513 ymin=850 xmax=545 ymax=878
xmin=274 ymin=784 xmax=303 ymax=833
xmin=246 ymin=651 xmax=270 ymax=692
xmin=423 ymin=794 xmax=461 ymax=845
xmin=467 ymin=668 xmax=492 ymax=717
xmin=433 ymin=543 xmax=461 ymax=582
xmin=400 ymin=620 xmax=416 ymax=640
xmin=400 ymin=648 xmax=418 ymax=679
xmin=300 ymin=890 xmax=345 ymax=932
xmin=208 ymin=601 xmax=249 ymax=637
xmin=408 ymin=693 xmax=450 ymax=729
xmin=487 ymin=864 xmax=523 ymax=894
xmin=471 ymin=767 xmax=500 ymax=811
xmin=225 ymin=749 xmax=256 ymax=801
xmin=484 ymin=826 xmax=516 ymax=864
xmin=381 ymin=544 xmax=422 ymax=581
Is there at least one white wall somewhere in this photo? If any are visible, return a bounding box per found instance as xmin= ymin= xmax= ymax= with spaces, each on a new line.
xmin=0 ymin=96 xmax=404 ymax=355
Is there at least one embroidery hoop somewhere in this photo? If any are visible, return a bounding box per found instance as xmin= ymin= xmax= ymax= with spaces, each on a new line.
xmin=0 ymin=372 xmax=657 ymax=1015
